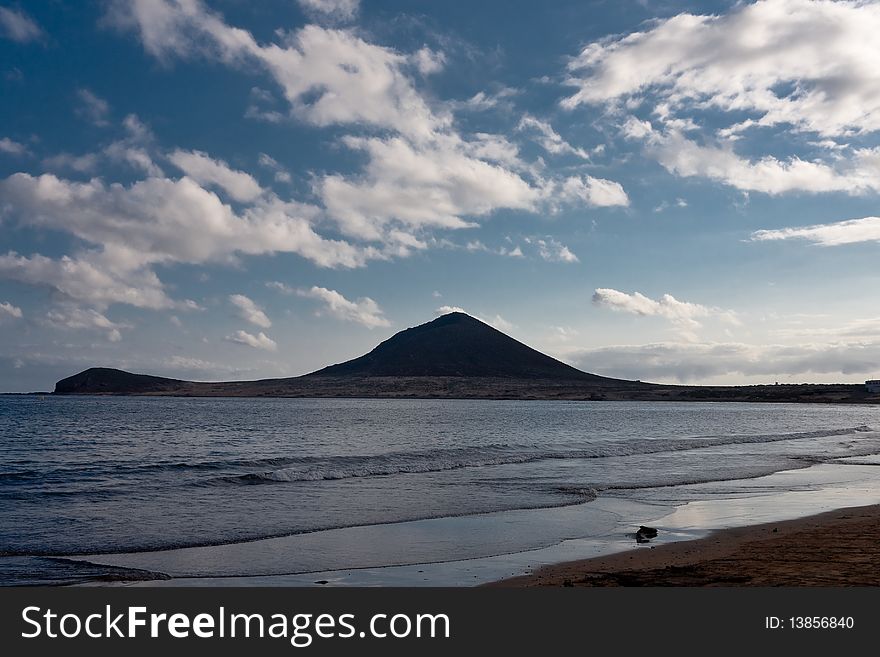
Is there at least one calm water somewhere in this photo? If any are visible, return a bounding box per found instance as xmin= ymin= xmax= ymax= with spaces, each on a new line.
xmin=2 ymin=396 xmax=880 ymax=584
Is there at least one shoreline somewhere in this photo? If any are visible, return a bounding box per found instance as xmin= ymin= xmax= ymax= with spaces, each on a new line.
xmin=490 ymin=503 xmax=880 ymax=587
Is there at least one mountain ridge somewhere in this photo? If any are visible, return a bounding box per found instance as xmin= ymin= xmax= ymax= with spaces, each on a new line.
xmin=52 ymin=312 xmax=877 ymax=404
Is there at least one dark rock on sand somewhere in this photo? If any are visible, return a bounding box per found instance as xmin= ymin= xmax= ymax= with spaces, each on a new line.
xmin=636 ymin=526 xmax=658 ymax=543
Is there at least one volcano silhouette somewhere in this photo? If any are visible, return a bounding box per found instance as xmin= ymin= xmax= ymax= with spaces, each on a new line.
xmin=309 ymin=312 xmax=606 ymax=380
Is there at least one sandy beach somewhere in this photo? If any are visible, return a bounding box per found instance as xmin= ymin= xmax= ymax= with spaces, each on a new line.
xmin=492 ymin=503 xmax=880 ymax=587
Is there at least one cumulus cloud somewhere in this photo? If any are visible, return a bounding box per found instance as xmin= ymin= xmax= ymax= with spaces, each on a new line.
xmin=0 ymin=172 xmax=372 ymax=310
xmin=225 ymin=329 xmax=277 ymax=351
xmin=0 ymin=301 xmax=22 ymax=319
xmin=752 ymin=216 xmax=880 ymax=246
xmin=592 ymin=288 xmax=738 ymax=336
xmin=566 ymin=0 xmax=880 ymax=195
xmin=296 ymin=0 xmax=359 ymax=22
xmin=298 ymin=286 xmax=390 ymax=328
xmin=517 ymin=115 xmax=589 ymax=159
xmin=527 ymin=237 xmax=579 ymax=263
xmin=42 ymin=115 xmax=154 ymax=177
xmin=0 ymin=251 xmax=181 ymax=310
xmin=567 ymin=339 xmax=880 ymax=384
xmin=320 ymin=134 xmax=541 ymax=240
xmin=229 ymin=293 xmax=271 ymax=328
xmin=103 ymin=114 xmax=164 ymax=177
xmin=0 ymin=6 xmax=43 ymax=43
xmin=564 ymin=0 xmax=880 ymax=138
xmin=75 ymin=89 xmax=111 ymax=127
xmin=168 ymin=150 xmax=263 ymax=202
xmin=627 ymin=122 xmax=880 ymax=195
xmin=45 ymin=306 xmax=130 ymax=342
xmin=110 ymin=7 xmax=442 ymax=139
xmin=0 ymin=173 xmax=363 ymax=266
xmin=0 ymin=137 xmax=28 ymax=156
xmin=555 ymin=174 xmax=629 ymax=207
xmin=411 ymin=47 xmax=445 ymax=75
xmin=110 ymin=1 xmax=628 ymax=247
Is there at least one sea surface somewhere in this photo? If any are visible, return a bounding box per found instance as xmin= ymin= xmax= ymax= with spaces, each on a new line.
xmin=2 ymin=395 xmax=880 ymax=585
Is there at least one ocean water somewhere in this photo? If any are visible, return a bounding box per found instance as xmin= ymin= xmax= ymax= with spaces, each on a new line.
xmin=2 ymin=395 xmax=880 ymax=585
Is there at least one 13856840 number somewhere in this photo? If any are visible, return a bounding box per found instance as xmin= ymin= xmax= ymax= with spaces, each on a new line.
xmin=789 ymin=616 xmax=854 ymax=629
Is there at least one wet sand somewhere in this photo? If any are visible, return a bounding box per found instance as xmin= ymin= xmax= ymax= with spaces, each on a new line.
xmin=492 ymin=503 xmax=880 ymax=587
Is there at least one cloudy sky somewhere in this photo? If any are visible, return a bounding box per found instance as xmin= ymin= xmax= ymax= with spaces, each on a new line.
xmin=1 ymin=0 xmax=879 ymax=392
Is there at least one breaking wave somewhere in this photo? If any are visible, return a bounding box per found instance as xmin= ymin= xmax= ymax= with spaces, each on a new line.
xmin=214 ymin=425 xmax=875 ymax=485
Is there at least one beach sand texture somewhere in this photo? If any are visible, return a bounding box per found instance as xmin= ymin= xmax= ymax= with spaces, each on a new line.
xmin=493 ymin=504 xmax=880 ymax=587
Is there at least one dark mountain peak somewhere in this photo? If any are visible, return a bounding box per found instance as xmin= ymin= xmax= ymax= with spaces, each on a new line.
xmin=55 ymin=368 xmax=183 ymax=394
xmin=308 ymin=312 xmax=609 ymax=381
xmin=427 ymin=311 xmax=479 ymax=325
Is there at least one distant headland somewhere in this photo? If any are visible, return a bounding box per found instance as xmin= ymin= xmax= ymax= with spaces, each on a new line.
xmin=54 ymin=312 xmax=878 ymax=404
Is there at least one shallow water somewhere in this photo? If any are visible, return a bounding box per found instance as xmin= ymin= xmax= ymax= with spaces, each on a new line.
xmin=2 ymin=396 xmax=879 ymax=585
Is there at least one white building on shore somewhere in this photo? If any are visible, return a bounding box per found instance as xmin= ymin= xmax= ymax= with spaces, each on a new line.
xmin=867 ymin=380 xmax=880 ymax=393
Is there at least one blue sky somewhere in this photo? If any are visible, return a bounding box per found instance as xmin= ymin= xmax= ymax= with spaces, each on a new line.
xmin=1 ymin=0 xmax=880 ymax=392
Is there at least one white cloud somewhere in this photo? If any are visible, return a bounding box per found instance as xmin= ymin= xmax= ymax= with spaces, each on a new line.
xmin=563 ymin=0 xmax=880 ymax=138
xmin=566 ymin=1 xmax=880 ymax=195
xmin=103 ymin=114 xmax=163 ymax=177
xmin=752 ymin=216 xmax=880 ymax=246
xmin=0 ymin=6 xmax=43 ymax=43
xmin=555 ymin=174 xmax=630 ymax=207
xmin=298 ymin=286 xmax=390 ymax=328
xmin=168 ymin=149 xmax=263 ymax=202
xmin=0 ymin=172 xmax=374 ymax=310
xmin=265 ymin=280 xmax=296 ymax=295
xmin=244 ymin=87 xmax=286 ymax=124
xmin=296 ymin=0 xmax=359 ymax=21
xmin=257 ymin=153 xmax=292 ymax=183
xmin=483 ymin=314 xmax=514 ymax=332
xmin=517 ymin=115 xmax=589 ymax=159
xmin=229 ymin=293 xmax=271 ymax=328
xmin=0 ymin=137 xmax=28 ymax=156
xmin=0 ymin=301 xmax=22 ymax=319
xmin=629 ymin=123 xmax=880 ymax=195
xmin=550 ymin=325 xmax=578 ymax=342
xmin=0 ymin=172 xmax=368 ymax=269
xmin=434 ymin=305 xmax=514 ymax=332
xmin=412 ymin=47 xmax=445 ymax=75
xmin=75 ymin=89 xmax=110 ymax=127
xmin=770 ymin=316 xmax=880 ymax=340
xmin=0 ymin=251 xmax=180 ymax=310
xmin=592 ymin=288 xmax=738 ymax=337
xmin=45 ymin=306 xmax=130 ymax=342
xmin=654 ymin=197 xmax=688 ymax=212
xmin=436 ymin=305 xmax=467 ymax=315
xmin=112 ymin=2 xmax=629 ymax=247
xmin=42 ymin=113 xmax=162 ymax=177
xmin=320 ymin=134 xmax=541 ymax=240
xmin=111 ymin=7 xmax=442 ymax=139
xmin=527 ymin=237 xmax=579 ymax=263
xmin=450 ymin=88 xmax=519 ymax=113
xmin=225 ymin=329 xmax=277 ymax=351
xmin=567 ymin=339 xmax=880 ymax=384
